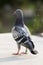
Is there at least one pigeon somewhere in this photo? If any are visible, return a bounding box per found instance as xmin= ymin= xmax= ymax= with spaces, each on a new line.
xmin=12 ymin=9 xmax=38 ymax=55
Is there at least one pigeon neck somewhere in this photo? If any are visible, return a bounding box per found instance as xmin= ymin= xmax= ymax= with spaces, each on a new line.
xmin=15 ymin=17 xmax=24 ymax=27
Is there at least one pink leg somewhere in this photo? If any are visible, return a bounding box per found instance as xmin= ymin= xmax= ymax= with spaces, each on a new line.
xmin=12 ymin=45 xmax=20 ymax=55
xmin=12 ymin=52 xmax=19 ymax=55
xmin=12 ymin=48 xmax=20 ymax=55
xmin=20 ymin=48 xmax=27 ymax=54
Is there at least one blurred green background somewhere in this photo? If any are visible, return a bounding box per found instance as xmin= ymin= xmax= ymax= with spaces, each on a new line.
xmin=0 ymin=0 xmax=43 ymax=35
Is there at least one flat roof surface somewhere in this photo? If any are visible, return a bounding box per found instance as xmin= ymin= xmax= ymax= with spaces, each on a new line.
xmin=0 ymin=33 xmax=43 ymax=65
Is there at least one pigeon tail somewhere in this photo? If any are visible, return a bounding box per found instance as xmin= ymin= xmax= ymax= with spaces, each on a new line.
xmin=30 ymin=50 xmax=38 ymax=55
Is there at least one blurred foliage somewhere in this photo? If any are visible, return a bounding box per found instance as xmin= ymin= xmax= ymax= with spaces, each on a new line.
xmin=26 ymin=16 xmax=43 ymax=34
xmin=0 ymin=0 xmax=43 ymax=8
xmin=0 ymin=0 xmax=43 ymax=34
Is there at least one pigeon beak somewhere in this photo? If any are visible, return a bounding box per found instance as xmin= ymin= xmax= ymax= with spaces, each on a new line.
xmin=12 ymin=11 xmax=18 ymax=21
xmin=13 ymin=11 xmax=18 ymax=18
xmin=12 ymin=11 xmax=16 ymax=16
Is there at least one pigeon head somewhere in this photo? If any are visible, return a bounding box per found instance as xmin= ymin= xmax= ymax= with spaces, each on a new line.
xmin=15 ymin=9 xmax=23 ymax=19
xmin=14 ymin=9 xmax=24 ymax=27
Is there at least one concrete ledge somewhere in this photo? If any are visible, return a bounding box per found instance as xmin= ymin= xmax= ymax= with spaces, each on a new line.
xmin=0 ymin=33 xmax=43 ymax=65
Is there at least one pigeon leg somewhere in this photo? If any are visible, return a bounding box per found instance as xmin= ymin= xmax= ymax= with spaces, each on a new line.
xmin=25 ymin=48 xmax=27 ymax=54
xmin=20 ymin=48 xmax=27 ymax=54
xmin=12 ymin=44 xmax=21 ymax=55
